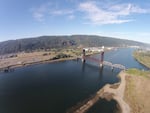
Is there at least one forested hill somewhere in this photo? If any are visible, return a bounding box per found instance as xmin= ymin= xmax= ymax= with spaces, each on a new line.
xmin=0 ymin=35 xmax=149 ymax=55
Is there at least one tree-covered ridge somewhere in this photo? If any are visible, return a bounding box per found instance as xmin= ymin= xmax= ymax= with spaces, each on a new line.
xmin=0 ymin=35 xmax=149 ymax=55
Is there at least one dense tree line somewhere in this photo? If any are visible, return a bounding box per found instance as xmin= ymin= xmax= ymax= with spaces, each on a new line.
xmin=0 ymin=35 xmax=149 ymax=55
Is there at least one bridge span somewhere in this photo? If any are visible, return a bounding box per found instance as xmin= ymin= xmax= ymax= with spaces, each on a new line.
xmin=81 ymin=48 xmax=126 ymax=70
xmin=103 ymin=61 xmax=126 ymax=70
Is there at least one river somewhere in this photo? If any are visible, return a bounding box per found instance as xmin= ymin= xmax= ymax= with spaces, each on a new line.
xmin=0 ymin=48 xmax=147 ymax=113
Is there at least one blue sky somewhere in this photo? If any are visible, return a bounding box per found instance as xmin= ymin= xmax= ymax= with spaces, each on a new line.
xmin=0 ymin=0 xmax=150 ymax=43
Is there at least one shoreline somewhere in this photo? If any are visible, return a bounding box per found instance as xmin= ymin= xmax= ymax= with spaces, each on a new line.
xmin=0 ymin=51 xmax=101 ymax=72
xmin=0 ymin=57 xmax=78 ymax=72
xmin=0 ymin=49 xmax=131 ymax=113
xmin=67 ymin=71 xmax=130 ymax=113
xmin=0 ymin=48 xmax=115 ymax=72
xmin=134 ymin=57 xmax=150 ymax=70
xmin=133 ymin=51 xmax=150 ymax=70
xmin=2 ymin=52 xmax=130 ymax=113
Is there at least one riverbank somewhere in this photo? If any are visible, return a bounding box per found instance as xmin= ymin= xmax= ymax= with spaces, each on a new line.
xmin=125 ymin=68 xmax=150 ymax=113
xmin=133 ymin=50 xmax=150 ymax=69
xmin=0 ymin=48 xmax=102 ymax=72
xmin=0 ymin=55 xmax=78 ymax=72
xmin=0 ymin=49 xmax=82 ymax=72
xmin=68 ymin=68 xmax=150 ymax=113
xmin=67 ymin=71 xmax=130 ymax=113
xmin=0 ymin=47 xmax=116 ymax=72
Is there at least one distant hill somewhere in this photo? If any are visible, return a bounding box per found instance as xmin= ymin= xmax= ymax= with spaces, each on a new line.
xmin=0 ymin=35 xmax=149 ymax=55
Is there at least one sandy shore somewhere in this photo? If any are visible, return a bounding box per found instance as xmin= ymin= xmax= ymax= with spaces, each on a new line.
xmin=67 ymin=71 xmax=130 ymax=113
xmin=68 ymin=69 xmax=150 ymax=113
xmin=98 ymin=71 xmax=130 ymax=113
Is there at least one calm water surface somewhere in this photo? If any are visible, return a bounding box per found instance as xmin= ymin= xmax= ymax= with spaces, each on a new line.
xmin=0 ymin=48 xmax=147 ymax=113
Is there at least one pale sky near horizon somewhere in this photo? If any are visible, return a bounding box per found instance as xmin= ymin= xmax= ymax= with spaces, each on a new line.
xmin=0 ymin=0 xmax=150 ymax=43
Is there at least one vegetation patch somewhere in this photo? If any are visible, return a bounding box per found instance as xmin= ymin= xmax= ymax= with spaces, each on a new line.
xmin=51 ymin=53 xmax=72 ymax=60
xmin=124 ymin=71 xmax=150 ymax=113
xmin=126 ymin=68 xmax=150 ymax=78
xmin=133 ymin=50 xmax=150 ymax=68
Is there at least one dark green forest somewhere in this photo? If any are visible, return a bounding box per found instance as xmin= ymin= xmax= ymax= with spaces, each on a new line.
xmin=0 ymin=35 xmax=149 ymax=55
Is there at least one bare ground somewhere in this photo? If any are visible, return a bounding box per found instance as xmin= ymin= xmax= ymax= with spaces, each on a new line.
xmin=0 ymin=51 xmax=78 ymax=70
xmin=124 ymin=74 xmax=150 ymax=113
xmin=0 ymin=52 xmax=54 ymax=69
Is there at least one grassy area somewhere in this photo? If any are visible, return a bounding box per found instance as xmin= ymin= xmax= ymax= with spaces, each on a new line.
xmin=50 ymin=48 xmax=99 ymax=59
xmin=49 ymin=48 xmax=82 ymax=60
xmin=124 ymin=69 xmax=150 ymax=113
xmin=133 ymin=50 xmax=150 ymax=68
xmin=125 ymin=68 xmax=148 ymax=111
xmin=126 ymin=68 xmax=150 ymax=78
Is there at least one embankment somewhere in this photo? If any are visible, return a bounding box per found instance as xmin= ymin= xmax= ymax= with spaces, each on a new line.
xmin=67 ymin=71 xmax=130 ymax=113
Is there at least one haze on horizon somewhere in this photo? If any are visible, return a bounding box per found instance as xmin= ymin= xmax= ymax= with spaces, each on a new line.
xmin=0 ymin=0 xmax=150 ymax=43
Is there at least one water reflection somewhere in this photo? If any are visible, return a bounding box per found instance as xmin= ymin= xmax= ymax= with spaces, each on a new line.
xmin=82 ymin=62 xmax=85 ymax=72
xmin=99 ymin=66 xmax=103 ymax=81
xmin=0 ymin=48 xmax=147 ymax=113
xmin=87 ymin=99 xmax=120 ymax=113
